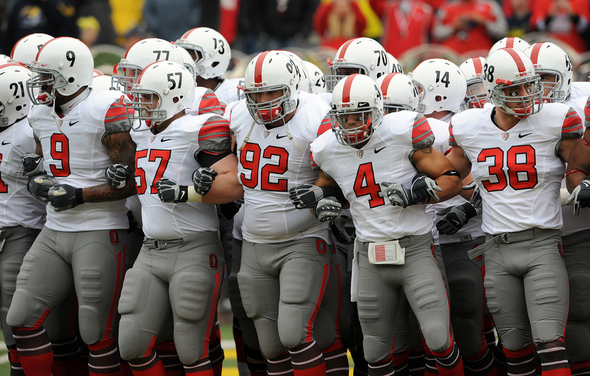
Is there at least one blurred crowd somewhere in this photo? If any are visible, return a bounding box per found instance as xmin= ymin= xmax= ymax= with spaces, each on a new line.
xmin=1 ymin=0 xmax=589 ymax=58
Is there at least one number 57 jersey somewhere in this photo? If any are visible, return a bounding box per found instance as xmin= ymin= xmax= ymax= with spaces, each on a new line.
xmin=227 ymin=94 xmax=331 ymax=243
xmin=449 ymin=104 xmax=583 ymax=235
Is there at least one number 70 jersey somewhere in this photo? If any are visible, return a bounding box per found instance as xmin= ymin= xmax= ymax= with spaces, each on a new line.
xmin=449 ymin=104 xmax=583 ymax=235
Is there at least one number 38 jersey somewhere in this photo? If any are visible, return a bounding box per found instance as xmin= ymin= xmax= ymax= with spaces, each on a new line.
xmin=29 ymin=90 xmax=130 ymax=232
xmin=449 ymin=104 xmax=583 ymax=235
xmin=131 ymin=113 xmax=230 ymax=240
xmin=311 ymin=111 xmax=435 ymax=243
xmin=228 ymin=93 xmax=331 ymax=243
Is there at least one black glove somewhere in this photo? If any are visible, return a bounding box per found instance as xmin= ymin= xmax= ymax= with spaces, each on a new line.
xmin=27 ymin=174 xmax=59 ymax=202
xmin=436 ymin=202 xmax=478 ymax=235
xmin=219 ymin=198 xmax=243 ymax=220
xmin=47 ymin=184 xmax=84 ymax=212
xmin=22 ymin=153 xmax=45 ymax=177
xmin=192 ymin=167 xmax=217 ymax=195
xmin=156 ymin=177 xmax=188 ymax=203
xmin=565 ymin=176 xmax=590 ymax=216
xmin=289 ymin=184 xmax=324 ymax=209
xmin=330 ymin=214 xmax=355 ymax=245
xmin=313 ymin=196 xmax=342 ymax=222
xmin=105 ymin=163 xmax=131 ymax=189
xmin=410 ymin=172 xmax=442 ymax=204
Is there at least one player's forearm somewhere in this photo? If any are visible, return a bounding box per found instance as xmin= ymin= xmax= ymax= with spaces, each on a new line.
xmin=432 ymin=175 xmax=462 ymax=203
xmin=200 ymin=173 xmax=243 ymax=204
xmin=81 ymin=183 xmax=136 ymax=203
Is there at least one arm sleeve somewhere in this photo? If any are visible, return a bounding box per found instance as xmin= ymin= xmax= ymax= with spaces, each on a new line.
xmin=560 ymin=107 xmax=583 ymax=140
xmin=195 ymin=115 xmax=233 ymax=167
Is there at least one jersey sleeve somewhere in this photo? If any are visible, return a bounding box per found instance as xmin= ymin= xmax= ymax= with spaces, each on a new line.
xmin=317 ymin=114 xmax=332 ymax=137
xmin=449 ymin=122 xmax=457 ymax=146
xmin=561 ymin=107 xmax=583 ymax=140
xmin=585 ymin=96 xmax=590 ymax=128
xmin=197 ymin=115 xmax=232 ymax=156
xmin=411 ymin=113 xmax=434 ymax=150
xmin=103 ymin=95 xmax=132 ymax=140
xmin=198 ymin=89 xmax=224 ymax=115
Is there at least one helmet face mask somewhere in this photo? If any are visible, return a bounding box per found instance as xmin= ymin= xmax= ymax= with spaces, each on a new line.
xmin=26 ymin=37 xmax=94 ymax=105
xmin=243 ymin=51 xmax=300 ymax=126
xmin=128 ymin=61 xmax=195 ymax=130
xmin=330 ymin=74 xmax=383 ymax=147
xmin=484 ymin=48 xmax=543 ymax=119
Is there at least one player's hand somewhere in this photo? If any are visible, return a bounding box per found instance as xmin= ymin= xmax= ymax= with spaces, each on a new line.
xmin=47 ymin=184 xmax=84 ymax=212
xmin=22 ymin=153 xmax=45 ymax=177
xmin=192 ymin=167 xmax=217 ymax=195
xmin=156 ymin=177 xmax=188 ymax=203
xmin=382 ymin=182 xmax=413 ymax=208
xmin=410 ymin=173 xmax=442 ymax=203
xmin=330 ymin=214 xmax=355 ymax=245
xmin=313 ymin=196 xmax=342 ymax=222
xmin=27 ymin=174 xmax=59 ymax=202
xmin=565 ymin=177 xmax=590 ymax=216
xmin=289 ymin=184 xmax=324 ymax=209
xmin=436 ymin=202 xmax=478 ymax=235
xmin=105 ymin=163 xmax=131 ymax=189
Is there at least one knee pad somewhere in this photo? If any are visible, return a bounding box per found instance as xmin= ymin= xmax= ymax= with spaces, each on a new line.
xmin=277 ymin=305 xmax=306 ymax=349
xmin=118 ymin=317 xmax=150 ymax=361
xmin=451 ymin=318 xmax=481 ymax=357
xmin=421 ymin=321 xmax=450 ymax=352
xmin=500 ymin=327 xmax=533 ymax=351
xmin=78 ymin=305 xmax=104 ymax=344
xmin=531 ymin=319 xmax=561 ymax=344
xmin=78 ymin=266 xmax=115 ymax=344
xmin=6 ymin=289 xmax=40 ymax=327
xmin=363 ymin=335 xmax=390 ymax=364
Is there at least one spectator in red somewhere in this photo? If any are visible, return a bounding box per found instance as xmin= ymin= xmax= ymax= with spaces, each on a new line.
xmin=313 ymin=0 xmax=367 ymax=50
xmin=370 ymin=0 xmax=435 ymax=58
xmin=433 ymin=0 xmax=507 ymax=55
xmin=531 ymin=0 xmax=590 ymax=53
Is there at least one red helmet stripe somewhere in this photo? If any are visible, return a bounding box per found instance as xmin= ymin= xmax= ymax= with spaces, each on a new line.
xmin=254 ymin=51 xmax=270 ymax=85
xmin=380 ymin=73 xmax=397 ymax=97
xmin=337 ymin=39 xmax=357 ymax=59
xmin=502 ymin=48 xmax=527 ymax=74
xmin=506 ymin=37 xmax=515 ymax=48
xmin=342 ymin=75 xmax=355 ymax=103
xmin=529 ymin=43 xmax=544 ymax=65
xmin=473 ymin=58 xmax=483 ymax=75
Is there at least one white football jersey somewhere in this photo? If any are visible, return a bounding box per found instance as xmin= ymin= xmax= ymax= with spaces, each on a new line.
xmin=311 ymin=111 xmax=435 ymax=242
xmin=131 ymin=113 xmax=231 ymax=239
xmin=571 ymin=82 xmax=590 ymax=101
xmin=215 ymin=77 xmax=242 ymax=108
xmin=28 ymin=90 xmax=129 ymax=232
xmin=450 ymin=104 xmax=583 ymax=234
xmin=186 ymin=87 xmax=223 ymax=116
xmin=427 ymin=117 xmax=484 ymax=244
xmin=230 ymin=93 xmax=332 ymax=243
xmin=0 ymin=119 xmax=45 ymax=229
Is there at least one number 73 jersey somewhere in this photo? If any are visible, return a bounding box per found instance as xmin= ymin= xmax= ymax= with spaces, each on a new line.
xmin=449 ymin=104 xmax=583 ymax=235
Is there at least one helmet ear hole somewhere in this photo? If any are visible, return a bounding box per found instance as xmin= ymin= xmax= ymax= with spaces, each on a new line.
xmin=68 ymin=77 xmax=75 ymax=83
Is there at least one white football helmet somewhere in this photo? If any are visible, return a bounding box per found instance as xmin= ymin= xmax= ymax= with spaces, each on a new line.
xmin=280 ymin=51 xmax=310 ymax=93
xmin=483 ymin=48 xmax=542 ymax=119
xmin=387 ymin=52 xmax=404 ymax=74
xmin=0 ymin=55 xmax=10 ymax=65
xmin=128 ymin=61 xmax=195 ymax=130
xmin=524 ymin=42 xmax=573 ymax=103
xmin=243 ymin=51 xmax=300 ymax=125
xmin=376 ymin=73 xmax=419 ymax=113
xmin=488 ymin=37 xmax=530 ymax=56
xmin=0 ymin=64 xmax=31 ymax=127
xmin=10 ymin=33 xmax=54 ymax=67
xmin=459 ymin=57 xmax=487 ymax=110
xmin=410 ymin=58 xmax=467 ymax=114
xmin=112 ymin=38 xmax=183 ymax=94
xmin=326 ymin=37 xmax=390 ymax=91
xmin=330 ymin=74 xmax=383 ymax=147
xmin=303 ymin=61 xmax=326 ymax=94
xmin=175 ymin=27 xmax=231 ymax=80
xmin=27 ymin=37 xmax=94 ymax=105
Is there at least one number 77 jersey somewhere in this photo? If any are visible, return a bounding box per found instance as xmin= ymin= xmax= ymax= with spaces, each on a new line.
xmin=449 ymin=103 xmax=582 ymax=235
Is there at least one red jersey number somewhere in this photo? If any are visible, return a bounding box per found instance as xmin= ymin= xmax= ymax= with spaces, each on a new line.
xmin=135 ymin=149 xmax=172 ymax=194
xmin=477 ymin=145 xmax=537 ymax=192
xmin=240 ymin=143 xmax=289 ymax=191
xmin=354 ymin=163 xmax=385 ymax=208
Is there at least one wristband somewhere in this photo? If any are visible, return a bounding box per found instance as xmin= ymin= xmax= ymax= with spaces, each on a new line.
xmin=187 ymin=186 xmax=203 ymax=202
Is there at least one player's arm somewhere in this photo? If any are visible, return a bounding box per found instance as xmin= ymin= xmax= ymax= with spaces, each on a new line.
xmin=411 ymin=145 xmax=462 ymax=203
xmin=564 ymin=132 xmax=590 ymax=191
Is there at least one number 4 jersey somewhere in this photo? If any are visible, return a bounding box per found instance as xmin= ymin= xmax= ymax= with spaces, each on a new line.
xmin=449 ymin=104 xmax=582 ymax=235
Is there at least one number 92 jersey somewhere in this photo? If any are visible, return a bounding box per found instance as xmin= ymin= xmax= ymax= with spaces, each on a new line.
xmin=449 ymin=104 xmax=582 ymax=234
xmin=227 ymin=93 xmax=332 ymax=243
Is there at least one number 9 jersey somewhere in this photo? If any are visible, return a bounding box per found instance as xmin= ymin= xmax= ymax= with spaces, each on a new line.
xmin=449 ymin=103 xmax=582 ymax=234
